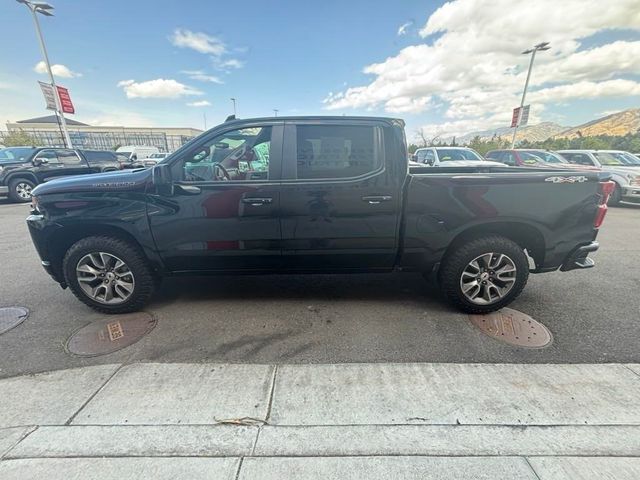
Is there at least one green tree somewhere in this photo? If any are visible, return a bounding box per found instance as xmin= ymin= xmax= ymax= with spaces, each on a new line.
xmin=1 ymin=130 xmax=42 ymax=147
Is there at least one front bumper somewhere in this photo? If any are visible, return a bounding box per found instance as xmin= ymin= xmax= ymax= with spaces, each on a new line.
xmin=560 ymin=241 xmax=599 ymax=272
xmin=622 ymin=186 xmax=640 ymax=204
xmin=26 ymin=213 xmax=67 ymax=287
xmin=0 ymin=185 xmax=8 ymax=197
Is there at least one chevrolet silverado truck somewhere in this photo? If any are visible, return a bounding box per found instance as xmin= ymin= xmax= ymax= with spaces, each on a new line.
xmin=26 ymin=116 xmax=613 ymax=314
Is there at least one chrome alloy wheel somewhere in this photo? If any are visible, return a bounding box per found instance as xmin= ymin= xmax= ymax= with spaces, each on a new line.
xmin=76 ymin=252 xmax=135 ymax=305
xmin=459 ymin=252 xmax=517 ymax=305
xmin=15 ymin=182 xmax=33 ymax=199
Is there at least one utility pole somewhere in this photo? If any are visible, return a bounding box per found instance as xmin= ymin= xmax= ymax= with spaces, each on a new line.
xmin=230 ymin=98 xmax=237 ymax=117
xmin=511 ymin=42 xmax=550 ymax=148
xmin=203 ymin=112 xmax=207 ymax=130
xmin=18 ymin=0 xmax=73 ymax=148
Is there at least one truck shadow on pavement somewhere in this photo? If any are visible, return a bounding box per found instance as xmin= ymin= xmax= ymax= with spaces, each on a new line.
xmin=151 ymin=272 xmax=451 ymax=312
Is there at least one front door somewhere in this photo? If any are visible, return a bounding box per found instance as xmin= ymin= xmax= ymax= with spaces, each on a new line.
xmin=148 ymin=123 xmax=283 ymax=272
xmin=34 ymin=149 xmax=89 ymax=183
xmin=278 ymin=121 xmax=402 ymax=271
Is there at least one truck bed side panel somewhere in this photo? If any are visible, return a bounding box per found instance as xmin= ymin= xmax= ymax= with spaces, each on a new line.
xmin=400 ymin=170 xmax=602 ymax=271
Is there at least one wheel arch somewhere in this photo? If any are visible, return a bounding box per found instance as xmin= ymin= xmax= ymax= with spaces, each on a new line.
xmin=443 ymin=221 xmax=546 ymax=269
xmin=6 ymin=172 xmax=39 ymax=186
xmin=47 ymin=223 xmax=153 ymax=282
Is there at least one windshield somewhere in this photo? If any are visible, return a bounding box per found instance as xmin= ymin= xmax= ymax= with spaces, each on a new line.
xmin=0 ymin=147 xmax=35 ymax=162
xmin=522 ymin=150 xmax=567 ymax=163
xmin=436 ymin=148 xmax=483 ymax=161
xmin=149 ymin=153 xmax=164 ymax=158
xmin=519 ymin=152 xmax=546 ymax=165
xmin=609 ymin=152 xmax=640 ymax=165
xmin=593 ymin=152 xmax=624 ymax=166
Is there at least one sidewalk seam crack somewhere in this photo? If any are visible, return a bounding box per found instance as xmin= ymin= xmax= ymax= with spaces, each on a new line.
xmin=622 ymin=365 xmax=640 ymax=379
xmin=1 ymin=426 xmax=38 ymax=460
xmin=251 ymin=427 xmax=262 ymax=456
xmin=64 ymin=364 xmax=125 ymax=426
xmin=264 ymin=365 xmax=278 ymax=424
xmin=524 ymin=456 xmax=542 ymax=480
xmin=234 ymin=456 xmax=244 ymax=480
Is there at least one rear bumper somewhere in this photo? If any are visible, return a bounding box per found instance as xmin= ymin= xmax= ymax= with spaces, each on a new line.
xmin=560 ymin=241 xmax=599 ymax=272
xmin=0 ymin=185 xmax=8 ymax=197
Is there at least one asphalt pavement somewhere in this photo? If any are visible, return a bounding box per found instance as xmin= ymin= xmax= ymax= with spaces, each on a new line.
xmin=0 ymin=198 xmax=639 ymax=378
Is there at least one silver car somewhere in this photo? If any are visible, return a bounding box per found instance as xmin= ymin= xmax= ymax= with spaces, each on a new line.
xmin=557 ymin=150 xmax=640 ymax=205
xmin=413 ymin=147 xmax=505 ymax=168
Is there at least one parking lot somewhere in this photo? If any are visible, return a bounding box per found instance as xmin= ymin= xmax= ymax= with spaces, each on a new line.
xmin=0 ymin=198 xmax=638 ymax=379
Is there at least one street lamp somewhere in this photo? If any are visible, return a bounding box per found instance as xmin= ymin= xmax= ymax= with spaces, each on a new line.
xmin=17 ymin=0 xmax=73 ymax=148
xmin=230 ymin=97 xmax=237 ymax=116
xmin=273 ymin=109 xmax=278 ymax=117
xmin=511 ymin=41 xmax=550 ymax=148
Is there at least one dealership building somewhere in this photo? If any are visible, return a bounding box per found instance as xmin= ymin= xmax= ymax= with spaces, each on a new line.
xmin=2 ymin=115 xmax=202 ymax=152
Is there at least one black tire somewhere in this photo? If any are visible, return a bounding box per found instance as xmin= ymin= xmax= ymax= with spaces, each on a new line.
xmin=608 ymin=183 xmax=622 ymax=206
xmin=63 ymin=235 xmax=156 ymax=314
xmin=438 ymin=235 xmax=529 ymax=314
xmin=8 ymin=178 xmax=36 ymax=203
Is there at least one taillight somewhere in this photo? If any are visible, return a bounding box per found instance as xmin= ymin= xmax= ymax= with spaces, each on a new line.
xmin=594 ymin=181 xmax=614 ymax=228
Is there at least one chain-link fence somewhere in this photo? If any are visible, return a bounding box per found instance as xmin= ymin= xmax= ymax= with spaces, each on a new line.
xmin=0 ymin=129 xmax=196 ymax=152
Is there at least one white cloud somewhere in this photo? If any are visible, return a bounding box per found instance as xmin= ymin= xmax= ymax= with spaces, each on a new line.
xmin=214 ymin=58 xmax=244 ymax=70
xmin=117 ymin=79 xmax=202 ymax=99
xmin=34 ymin=61 xmax=81 ymax=78
xmin=180 ymin=70 xmax=224 ymax=84
xmin=397 ymin=21 xmax=412 ymax=36
xmin=170 ymin=29 xmax=226 ymax=56
xmin=324 ymin=0 xmax=640 ymax=138
xmin=187 ymin=100 xmax=212 ymax=107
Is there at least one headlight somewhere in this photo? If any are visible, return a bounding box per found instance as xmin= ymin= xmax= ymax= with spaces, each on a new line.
xmin=0 ymin=166 xmax=4 ymax=175
xmin=631 ymin=175 xmax=640 ymax=187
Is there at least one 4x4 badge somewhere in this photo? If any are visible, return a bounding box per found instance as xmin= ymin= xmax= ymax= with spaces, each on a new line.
xmin=545 ymin=176 xmax=588 ymax=184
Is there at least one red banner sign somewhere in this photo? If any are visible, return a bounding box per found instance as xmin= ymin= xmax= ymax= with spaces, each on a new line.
xmin=510 ymin=107 xmax=521 ymax=128
xmin=56 ymin=85 xmax=75 ymax=114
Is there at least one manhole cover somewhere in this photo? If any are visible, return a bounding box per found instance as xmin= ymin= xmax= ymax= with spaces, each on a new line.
xmin=66 ymin=312 xmax=156 ymax=357
xmin=469 ymin=308 xmax=552 ymax=348
xmin=0 ymin=307 xmax=29 ymax=335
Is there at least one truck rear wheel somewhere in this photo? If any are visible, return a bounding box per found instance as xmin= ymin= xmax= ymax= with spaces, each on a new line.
xmin=8 ymin=178 xmax=36 ymax=203
xmin=63 ymin=236 xmax=156 ymax=314
xmin=607 ymin=183 xmax=621 ymax=206
xmin=438 ymin=235 xmax=529 ymax=314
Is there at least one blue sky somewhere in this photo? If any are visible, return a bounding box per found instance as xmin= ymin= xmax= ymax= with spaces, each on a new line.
xmin=1 ymin=0 xmax=639 ymax=140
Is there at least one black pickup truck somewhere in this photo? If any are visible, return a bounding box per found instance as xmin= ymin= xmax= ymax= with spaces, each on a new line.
xmin=26 ymin=116 xmax=612 ymax=314
xmin=0 ymin=147 xmax=120 ymax=203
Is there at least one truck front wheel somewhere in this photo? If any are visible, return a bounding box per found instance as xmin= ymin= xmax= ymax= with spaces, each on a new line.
xmin=438 ymin=235 xmax=529 ymax=314
xmin=63 ymin=236 xmax=156 ymax=314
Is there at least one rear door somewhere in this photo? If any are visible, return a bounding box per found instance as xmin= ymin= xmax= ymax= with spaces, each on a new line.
xmin=278 ymin=120 xmax=402 ymax=271
xmin=33 ymin=149 xmax=89 ymax=182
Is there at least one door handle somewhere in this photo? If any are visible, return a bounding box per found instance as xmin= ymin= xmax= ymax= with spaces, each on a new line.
xmin=174 ymin=184 xmax=201 ymax=195
xmin=242 ymin=197 xmax=273 ymax=206
xmin=362 ymin=195 xmax=392 ymax=205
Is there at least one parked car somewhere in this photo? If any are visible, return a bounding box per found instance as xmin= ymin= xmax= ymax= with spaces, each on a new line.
xmin=600 ymin=150 xmax=640 ymax=167
xmin=413 ymin=147 xmax=505 ymax=167
xmin=0 ymin=147 xmax=120 ymax=203
xmin=139 ymin=152 xmax=170 ymax=168
xmin=557 ymin=150 xmax=640 ymax=205
xmin=485 ymin=149 xmax=547 ymax=167
xmin=27 ymin=116 xmax=611 ymax=315
xmin=116 ymin=145 xmax=160 ymax=162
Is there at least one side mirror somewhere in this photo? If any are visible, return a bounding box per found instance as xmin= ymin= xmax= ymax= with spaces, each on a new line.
xmin=411 ymin=154 xmax=417 ymax=162
xmin=33 ymin=157 xmax=48 ymax=166
xmin=152 ymin=163 xmax=172 ymax=186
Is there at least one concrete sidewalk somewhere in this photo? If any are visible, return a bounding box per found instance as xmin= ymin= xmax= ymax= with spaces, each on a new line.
xmin=1 ymin=363 xmax=639 ymax=479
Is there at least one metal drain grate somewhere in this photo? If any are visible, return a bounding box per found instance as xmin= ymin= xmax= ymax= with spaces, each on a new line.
xmin=66 ymin=312 xmax=156 ymax=357
xmin=0 ymin=307 xmax=29 ymax=335
xmin=469 ymin=308 xmax=552 ymax=348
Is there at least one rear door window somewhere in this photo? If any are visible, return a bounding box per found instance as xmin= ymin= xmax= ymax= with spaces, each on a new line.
xmin=295 ymin=125 xmax=381 ymax=179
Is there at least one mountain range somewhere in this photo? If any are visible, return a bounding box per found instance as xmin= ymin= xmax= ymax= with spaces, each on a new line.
xmin=457 ymin=108 xmax=640 ymax=144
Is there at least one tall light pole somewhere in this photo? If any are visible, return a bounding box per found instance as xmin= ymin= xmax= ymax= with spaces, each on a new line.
xmin=511 ymin=41 xmax=550 ymax=148
xmin=273 ymin=109 xmax=278 ymax=117
xmin=230 ymin=97 xmax=237 ymax=117
xmin=17 ymin=0 xmax=73 ymax=148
